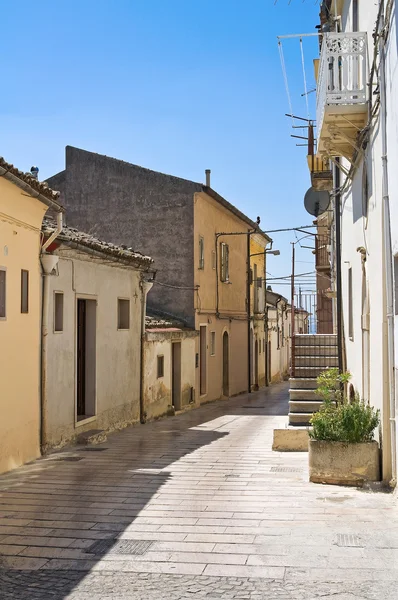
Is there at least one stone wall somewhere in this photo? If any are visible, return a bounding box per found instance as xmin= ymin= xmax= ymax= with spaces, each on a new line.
xmin=47 ymin=146 xmax=201 ymax=326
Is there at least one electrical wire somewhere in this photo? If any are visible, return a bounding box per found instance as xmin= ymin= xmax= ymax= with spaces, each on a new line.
xmin=278 ymin=39 xmax=295 ymax=127
xmin=300 ymin=37 xmax=310 ymax=120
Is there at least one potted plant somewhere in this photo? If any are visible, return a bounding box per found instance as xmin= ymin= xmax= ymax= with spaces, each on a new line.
xmin=309 ymin=369 xmax=380 ymax=486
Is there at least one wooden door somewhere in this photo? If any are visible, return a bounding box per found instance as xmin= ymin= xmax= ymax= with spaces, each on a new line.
xmin=222 ymin=332 xmax=229 ymax=396
xmin=77 ymin=299 xmax=86 ymax=417
xmin=200 ymin=326 xmax=207 ymax=395
xmin=172 ymin=342 xmax=182 ymax=410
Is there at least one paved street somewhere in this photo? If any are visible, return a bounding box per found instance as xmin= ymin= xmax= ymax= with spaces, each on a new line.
xmin=0 ymin=381 xmax=397 ymax=599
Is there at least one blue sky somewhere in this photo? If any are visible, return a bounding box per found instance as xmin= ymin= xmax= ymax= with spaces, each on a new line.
xmin=2 ymin=0 xmax=320 ymax=294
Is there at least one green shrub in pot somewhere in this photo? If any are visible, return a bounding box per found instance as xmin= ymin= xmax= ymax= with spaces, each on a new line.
xmin=309 ymin=393 xmax=380 ymax=443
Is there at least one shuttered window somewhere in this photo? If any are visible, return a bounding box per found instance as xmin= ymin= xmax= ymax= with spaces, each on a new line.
xmin=21 ymin=270 xmax=29 ymax=314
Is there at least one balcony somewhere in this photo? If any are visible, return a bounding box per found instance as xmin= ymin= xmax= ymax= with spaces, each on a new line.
xmin=316 ymin=32 xmax=368 ymax=161
xmin=315 ymin=235 xmax=331 ymax=271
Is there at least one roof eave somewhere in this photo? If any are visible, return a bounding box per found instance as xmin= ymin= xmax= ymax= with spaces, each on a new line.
xmin=0 ymin=165 xmax=64 ymax=213
xmin=202 ymin=186 xmax=272 ymax=244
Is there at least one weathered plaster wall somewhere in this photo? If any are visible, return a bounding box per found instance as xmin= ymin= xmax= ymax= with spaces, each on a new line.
xmin=144 ymin=333 xmax=197 ymax=420
xmin=337 ymin=0 xmax=395 ymax=479
xmin=0 ymin=178 xmax=47 ymax=474
xmin=44 ymin=249 xmax=143 ymax=449
xmin=47 ymin=146 xmax=201 ymax=326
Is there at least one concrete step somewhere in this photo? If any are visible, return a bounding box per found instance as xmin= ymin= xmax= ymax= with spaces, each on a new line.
xmin=288 ymin=412 xmax=313 ymax=426
xmin=289 ymin=389 xmax=323 ymax=401
xmin=76 ymin=429 xmax=107 ymax=445
xmin=295 ymin=355 xmax=339 ymax=368
xmin=289 ymin=378 xmax=318 ymax=390
xmin=293 ymin=366 xmax=331 ymax=378
xmin=294 ymin=345 xmax=338 ymax=357
xmin=289 ymin=400 xmax=323 ymax=413
xmin=294 ymin=334 xmax=337 ymax=346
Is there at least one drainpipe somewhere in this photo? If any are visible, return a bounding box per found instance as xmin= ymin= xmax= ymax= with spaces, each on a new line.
xmin=247 ymin=231 xmax=252 ymax=393
xmin=334 ymin=159 xmax=344 ymax=375
xmin=379 ymin=3 xmax=396 ymax=481
xmin=40 ymin=212 xmax=63 ymax=453
xmin=140 ymin=279 xmax=154 ymax=424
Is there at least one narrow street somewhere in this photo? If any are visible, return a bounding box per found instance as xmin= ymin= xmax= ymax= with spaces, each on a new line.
xmin=0 ymin=382 xmax=397 ymax=600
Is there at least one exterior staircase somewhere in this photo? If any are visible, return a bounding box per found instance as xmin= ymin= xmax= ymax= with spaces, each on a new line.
xmin=289 ymin=334 xmax=338 ymax=426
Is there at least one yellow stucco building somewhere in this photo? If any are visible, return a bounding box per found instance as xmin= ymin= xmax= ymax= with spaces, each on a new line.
xmin=194 ymin=189 xmax=271 ymax=401
xmin=0 ymin=159 xmax=62 ymax=474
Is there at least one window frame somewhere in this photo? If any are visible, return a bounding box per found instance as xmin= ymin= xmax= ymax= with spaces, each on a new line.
xmin=54 ymin=291 xmax=64 ymax=333
xmin=117 ymin=298 xmax=130 ymax=330
xmin=21 ymin=269 xmax=29 ymax=314
xmin=157 ymin=355 xmax=164 ymax=378
xmin=0 ymin=267 xmax=6 ymax=320
xmin=220 ymin=242 xmax=230 ymax=283
xmin=198 ymin=236 xmax=205 ymax=270
xmin=210 ymin=331 xmax=216 ymax=356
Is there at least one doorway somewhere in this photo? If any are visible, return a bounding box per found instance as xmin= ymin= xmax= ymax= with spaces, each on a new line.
xmin=268 ymin=340 xmax=272 ymax=384
xmin=172 ymin=342 xmax=182 ymax=410
xmin=76 ymin=298 xmax=96 ymax=421
xmin=222 ymin=331 xmax=229 ymax=397
xmin=254 ymin=339 xmax=259 ymax=390
xmin=200 ymin=326 xmax=207 ymax=395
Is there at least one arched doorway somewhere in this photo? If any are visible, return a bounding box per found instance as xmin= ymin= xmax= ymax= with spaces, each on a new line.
xmin=223 ymin=332 xmax=229 ymax=397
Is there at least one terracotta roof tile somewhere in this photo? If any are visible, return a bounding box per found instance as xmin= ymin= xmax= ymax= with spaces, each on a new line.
xmin=42 ymin=218 xmax=153 ymax=267
xmin=0 ymin=157 xmax=62 ymax=208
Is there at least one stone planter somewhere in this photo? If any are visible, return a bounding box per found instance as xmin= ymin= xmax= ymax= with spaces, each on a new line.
xmin=309 ymin=440 xmax=380 ymax=486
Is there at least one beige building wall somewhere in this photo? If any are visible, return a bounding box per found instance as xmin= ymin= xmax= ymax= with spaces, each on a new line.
xmin=44 ymin=250 xmax=143 ymax=449
xmin=0 ymin=177 xmax=48 ymax=474
xmin=144 ymin=332 xmax=197 ymax=419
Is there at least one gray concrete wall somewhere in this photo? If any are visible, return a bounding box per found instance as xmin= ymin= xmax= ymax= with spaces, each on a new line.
xmin=47 ymin=146 xmax=200 ymax=326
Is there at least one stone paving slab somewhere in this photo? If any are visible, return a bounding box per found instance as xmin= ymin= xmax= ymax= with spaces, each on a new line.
xmin=0 ymin=381 xmax=397 ymax=599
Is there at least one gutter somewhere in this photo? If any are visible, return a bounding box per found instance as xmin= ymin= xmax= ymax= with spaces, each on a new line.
xmin=0 ymin=166 xmax=64 ymax=213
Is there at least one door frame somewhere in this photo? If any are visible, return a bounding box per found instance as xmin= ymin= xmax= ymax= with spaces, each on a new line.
xmin=171 ymin=340 xmax=182 ymax=410
xmin=75 ymin=294 xmax=98 ymax=427
xmin=199 ymin=324 xmax=208 ymax=397
xmin=222 ymin=330 xmax=229 ymax=397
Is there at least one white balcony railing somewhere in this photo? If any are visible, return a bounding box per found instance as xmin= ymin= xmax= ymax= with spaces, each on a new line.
xmin=316 ymin=32 xmax=368 ymax=136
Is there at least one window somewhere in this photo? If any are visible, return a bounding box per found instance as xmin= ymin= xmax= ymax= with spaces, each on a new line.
xmin=198 ymin=236 xmax=204 ymax=269
xmin=210 ymin=331 xmax=216 ymax=356
xmin=212 ymin=251 xmax=216 ymax=270
xmin=0 ymin=268 xmax=5 ymax=319
xmin=220 ymin=243 xmax=229 ymax=282
xmin=21 ymin=270 xmax=29 ymax=313
xmin=253 ymin=264 xmax=258 ymax=312
xmin=118 ymin=298 xmax=130 ymax=329
xmin=263 ymin=339 xmax=265 ymax=353
xmin=348 ymin=267 xmax=354 ymax=340
xmin=54 ymin=292 xmax=64 ymax=332
xmin=157 ymin=355 xmax=164 ymax=378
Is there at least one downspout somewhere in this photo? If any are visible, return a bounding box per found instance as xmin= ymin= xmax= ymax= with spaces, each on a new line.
xmin=40 ymin=212 xmax=63 ymax=453
xmin=264 ymin=249 xmax=268 ymax=386
xmin=334 ymin=159 xmax=344 ymax=374
xmin=379 ymin=2 xmax=396 ymax=482
xmin=140 ymin=278 xmax=154 ymax=424
xmin=247 ymin=231 xmax=252 ymax=393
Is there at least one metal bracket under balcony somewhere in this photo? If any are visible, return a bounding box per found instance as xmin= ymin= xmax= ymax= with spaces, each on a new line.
xmin=316 ymin=32 xmax=368 ymax=161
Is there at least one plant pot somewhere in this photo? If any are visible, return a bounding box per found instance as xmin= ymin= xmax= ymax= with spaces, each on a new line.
xmin=309 ymin=440 xmax=380 ymax=486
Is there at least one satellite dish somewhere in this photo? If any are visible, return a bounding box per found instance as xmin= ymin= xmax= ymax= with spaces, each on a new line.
xmin=304 ymin=187 xmax=330 ymax=217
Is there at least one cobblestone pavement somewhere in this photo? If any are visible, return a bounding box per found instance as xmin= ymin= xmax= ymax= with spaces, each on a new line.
xmin=0 ymin=382 xmax=397 ymax=599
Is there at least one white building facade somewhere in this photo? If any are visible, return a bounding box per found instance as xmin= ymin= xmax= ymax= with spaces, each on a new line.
xmin=316 ymin=0 xmax=397 ymax=481
xmin=41 ymin=221 xmax=153 ymax=450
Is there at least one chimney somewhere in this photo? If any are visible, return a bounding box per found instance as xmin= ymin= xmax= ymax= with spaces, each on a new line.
xmin=205 ymin=169 xmax=211 ymax=187
xmin=30 ymin=166 xmax=39 ymax=180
